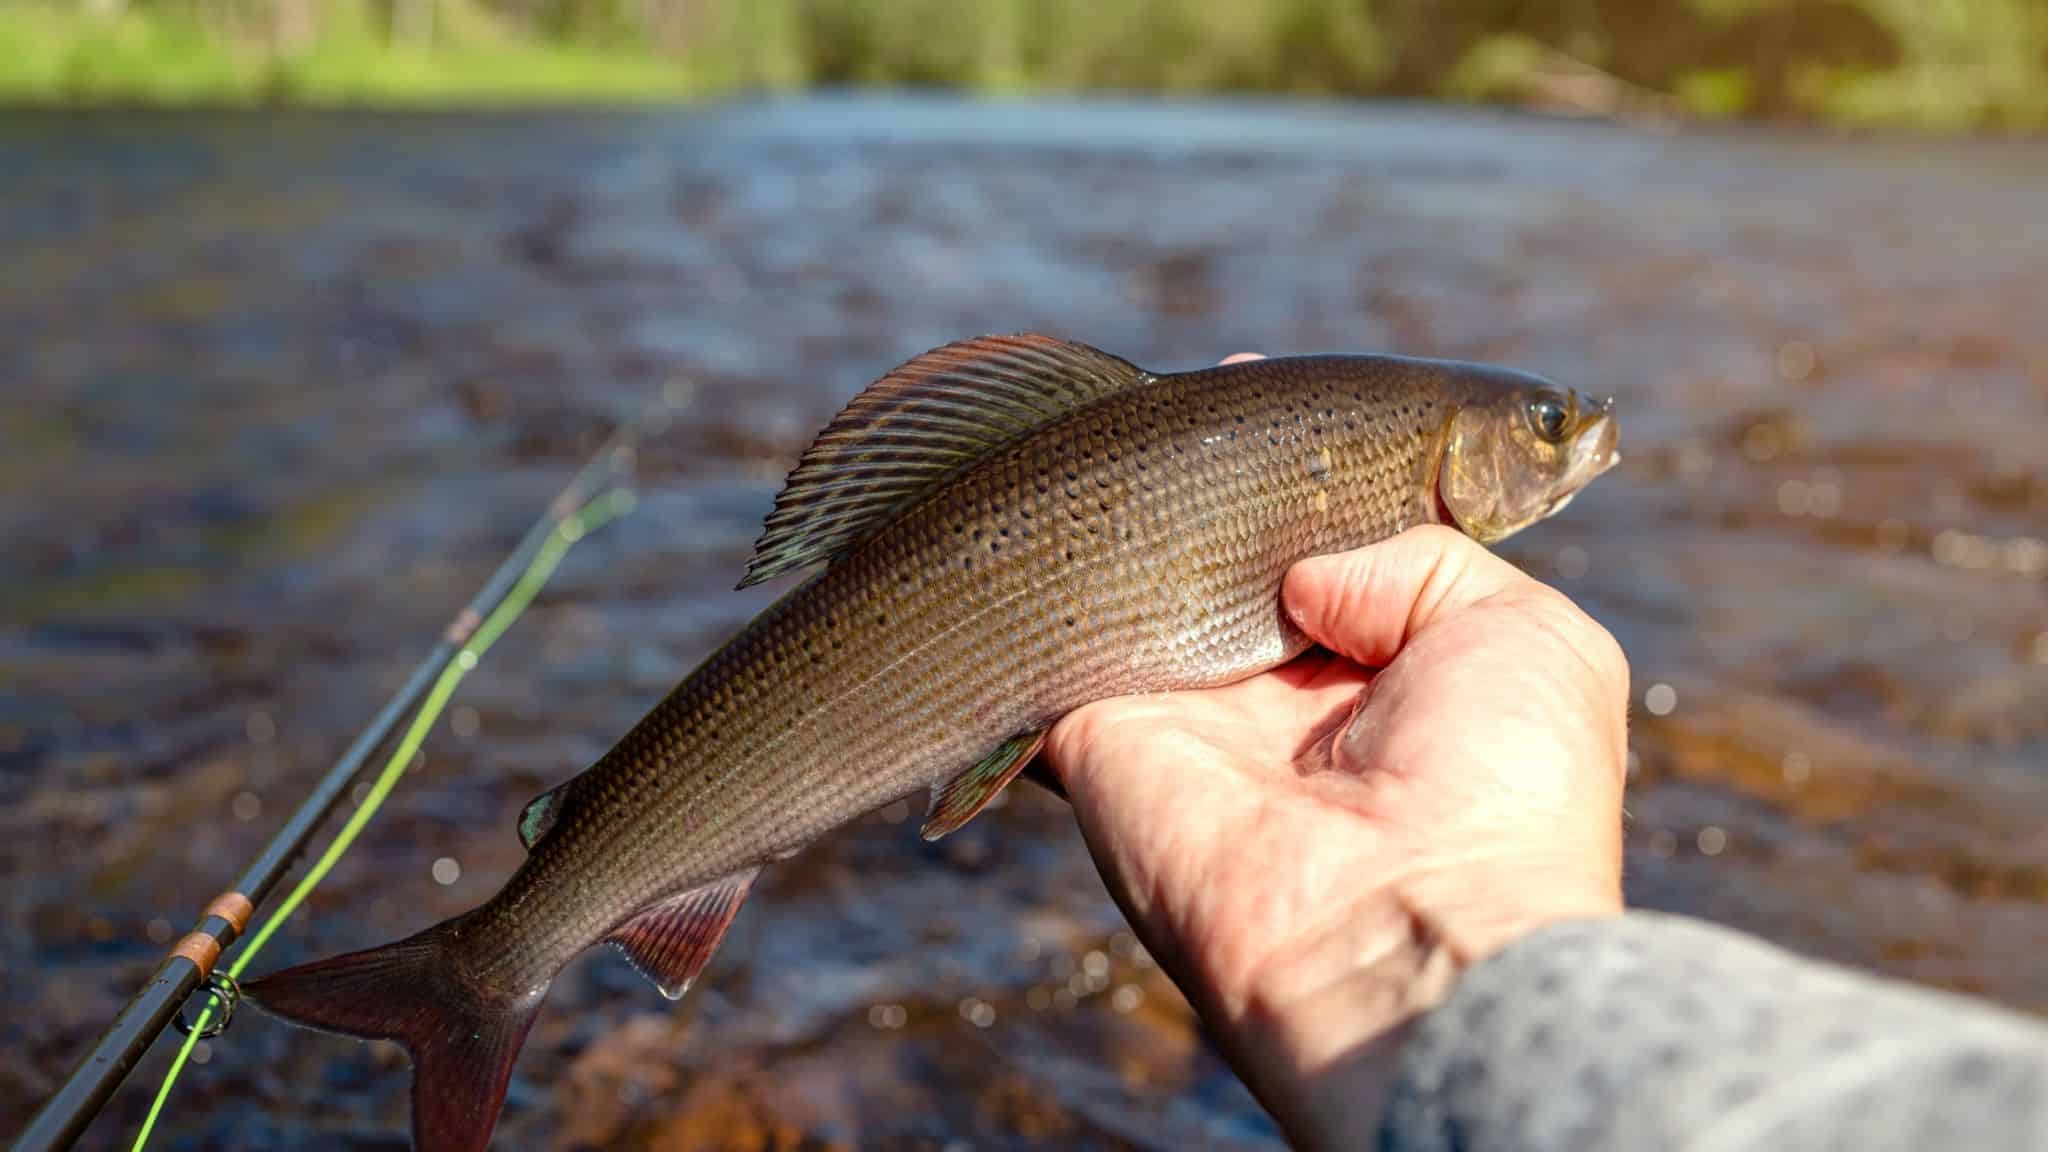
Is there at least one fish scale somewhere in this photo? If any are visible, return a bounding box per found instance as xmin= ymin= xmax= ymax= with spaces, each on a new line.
xmin=468 ymin=354 xmax=1450 ymax=988
xmin=245 ymin=335 xmax=1618 ymax=1152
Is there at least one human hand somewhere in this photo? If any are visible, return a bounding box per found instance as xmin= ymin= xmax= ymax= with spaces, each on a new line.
xmin=1044 ymin=439 xmax=1630 ymax=1147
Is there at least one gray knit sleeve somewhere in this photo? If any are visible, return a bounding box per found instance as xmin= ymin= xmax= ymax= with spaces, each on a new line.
xmin=1380 ymin=912 xmax=2048 ymax=1152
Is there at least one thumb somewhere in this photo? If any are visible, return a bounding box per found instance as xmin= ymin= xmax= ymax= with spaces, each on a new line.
xmin=1282 ymin=525 xmax=1532 ymax=669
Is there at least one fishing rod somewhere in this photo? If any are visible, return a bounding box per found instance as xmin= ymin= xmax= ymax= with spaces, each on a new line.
xmin=12 ymin=413 xmax=657 ymax=1152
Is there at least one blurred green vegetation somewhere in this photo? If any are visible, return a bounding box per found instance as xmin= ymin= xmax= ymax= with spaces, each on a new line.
xmin=3 ymin=0 xmax=2045 ymax=126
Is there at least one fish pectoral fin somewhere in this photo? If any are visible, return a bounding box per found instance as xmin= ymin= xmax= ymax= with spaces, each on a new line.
xmin=922 ymin=727 xmax=1049 ymax=841
xmin=516 ymin=779 xmax=577 ymax=851
xmin=605 ymin=868 xmax=760 ymax=1000
xmin=740 ymin=335 xmax=1150 ymax=588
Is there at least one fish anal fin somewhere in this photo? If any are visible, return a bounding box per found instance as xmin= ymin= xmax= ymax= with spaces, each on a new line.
xmin=741 ymin=335 xmax=1149 ymax=588
xmin=605 ymin=868 xmax=760 ymax=1000
xmin=922 ymin=728 xmax=1049 ymax=841
xmin=517 ymin=780 xmax=575 ymax=851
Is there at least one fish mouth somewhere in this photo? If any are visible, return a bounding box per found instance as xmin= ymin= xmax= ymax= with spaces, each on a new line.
xmin=1552 ymin=399 xmax=1621 ymax=513
xmin=1578 ymin=396 xmax=1621 ymax=466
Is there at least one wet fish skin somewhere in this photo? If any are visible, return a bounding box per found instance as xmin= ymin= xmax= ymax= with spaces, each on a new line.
xmin=487 ymin=355 xmax=1458 ymax=961
xmin=246 ymin=336 xmax=1618 ymax=1152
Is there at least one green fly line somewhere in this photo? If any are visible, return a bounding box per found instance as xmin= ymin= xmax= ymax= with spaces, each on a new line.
xmin=131 ymin=486 xmax=637 ymax=1151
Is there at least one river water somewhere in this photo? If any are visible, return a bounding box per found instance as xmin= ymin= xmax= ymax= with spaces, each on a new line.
xmin=2 ymin=97 xmax=2044 ymax=1149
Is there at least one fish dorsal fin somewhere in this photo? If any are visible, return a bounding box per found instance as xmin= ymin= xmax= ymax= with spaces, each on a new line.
xmin=516 ymin=780 xmax=575 ymax=851
xmin=605 ymin=868 xmax=760 ymax=1000
xmin=740 ymin=335 xmax=1149 ymax=588
xmin=922 ymin=727 xmax=1049 ymax=841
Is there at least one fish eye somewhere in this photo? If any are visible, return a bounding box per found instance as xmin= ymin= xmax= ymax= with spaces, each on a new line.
xmin=1528 ymin=393 xmax=1571 ymax=443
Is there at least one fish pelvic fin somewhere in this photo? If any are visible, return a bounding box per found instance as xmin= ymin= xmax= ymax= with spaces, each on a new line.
xmin=741 ymin=334 xmax=1150 ymax=588
xmin=922 ymin=727 xmax=1049 ymax=841
xmin=605 ymin=867 xmax=759 ymax=999
xmin=245 ymin=919 xmax=548 ymax=1152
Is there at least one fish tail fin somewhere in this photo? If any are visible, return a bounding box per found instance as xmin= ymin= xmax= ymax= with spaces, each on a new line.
xmin=245 ymin=919 xmax=548 ymax=1152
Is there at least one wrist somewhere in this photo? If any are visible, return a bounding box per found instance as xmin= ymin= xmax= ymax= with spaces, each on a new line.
xmin=1231 ymin=879 xmax=1621 ymax=1150
xmin=1228 ymin=894 xmax=1463 ymax=1151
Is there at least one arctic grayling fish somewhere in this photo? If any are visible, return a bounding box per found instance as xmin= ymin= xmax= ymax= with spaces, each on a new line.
xmin=247 ymin=335 xmax=1620 ymax=1151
